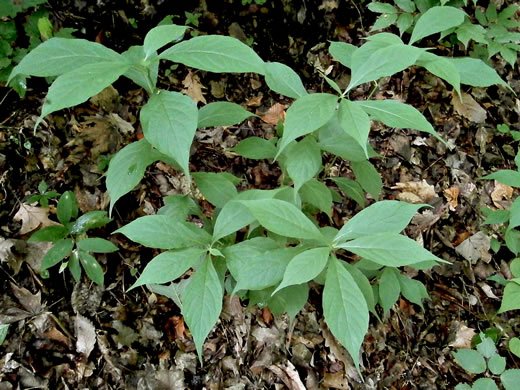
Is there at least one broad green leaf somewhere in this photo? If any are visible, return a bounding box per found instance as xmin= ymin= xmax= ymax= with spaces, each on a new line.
xmin=69 ymin=211 xmax=111 ymax=234
xmin=159 ymin=35 xmax=265 ymax=74
xmin=506 ymin=229 xmax=520 ymax=255
xmin=482 ymin=209 xmax=510 ymax=225
xmin=140 ymin=90 xmax=198 ymax=177
xmin=76 ymin=238 xmax=118 ymax=253
xmin=183 ymin=257 xmax=224 ymax=361
xmin=510 ymin=197 xmax=520 ymax=229
xmin=416 ymin=52 xmax=461 ymax=95
xmin=395 ymin=0 xmax=415 ymax=12
xmin=409 ymin=6 xmax=465 ymax=44
xmin=274 ymin=247 xmax=330 ymax=294
xmin=107 ymin=139 xmax=162 ymax=215
xmin=130 ymin=248 xmax=205 ymax=289
xmin=57 ymin=191 xmax=76 ymax=224
xmin=300 ymin=179 xmax=333 ymax=216
xmin=78 ymin=250 xmax=104 ymax=285
xmin=213 ymin=201 xmax=255 ymax=241
xmin=337 ymin=233 xmax=444 ymax=267
xmin=351 ymin=160 xmax=382 ymax=200
xmin=511 ymin=258 xmax=520 ymax=278
xmin=232 ymin=137 xmax=278 ymax=159
xmin=364 ymin=32 xmax=404 ymax=44
xmin=323 ymin=257 xmax=369 ymax=371
xmin=338 ymin=99 xmax=371 ymax=158
xmin=342 ymin=262 xmax=377 ymax=314
xmin=355 ymin=99 xmax=443 ymax=143
xmin=331 ymin=177 xmax=365 ymax=208
xmin=39 ymin=61 xmax=129 ymax=126
xmin=115 ymin=215 xmax=212 ymax=249
xmin=367 ymin=2 xmax=398 ymax=13
xmin=398 ymin=274 xmax=430 ymax=310
xmin=149 ymin=279 xmax=189 ymax=310
xmin=329 ymin=41 xmax=357 ymax=69
xmin=238 ymin=199 xmax=324 ymax=241
xmin=450 ymin=58 xmax=510 ymax=90
xmin=502 ymin=369 xmax=520 ymax=390
xmin=455 ymin=20 xmax=487 ymax=48
xmin=455 ymin=385 xmax=472 ymax=390
xmin=482 ymin=170 xmax=520 ymax=187
xmin=452 ymin=349 xmax=487 ymax=374
xmin=334 ymin=200 xmax=425 ymax=242
xmin=397 ymin=13 xmax=414 ymax=36
xmin=192 ymin=172 xmax=238 ymax=208
xmin=197 ymin=102 xmax=255 ymax=128
xmin=8 ymin=38 xmax=123 ymax=83
xmin=286 ymin=136 xmax=322 ymax=192
xmin=264 ymin=62 xmax=307 ymax=98
xmin=121 ymin=45 xmax=158 ymax=93
xmin=0 ymin=324 xmax=9 ymax=346
xmin=41 ymin=238 xmax=73 ymax=270
xmin=68 ymin=251 xmax=81 ymax=282
xmin=488 ymin=354 xmax=506 ymax=375
xmin=510 ymin=338 xmax=520 ymax=358
xmin=471 ymin=378 xmax=499 ymax=390
xmin=28 ymin=225 xmax=69 ymax=243
xmin=143 ymin=24 xmax=187 ymax=59
xmin=379 ymin=267 xmax=401 ymax=315
xmin=268 ymin=284 xmax=309 ymax=324
xmin=371 ymin=13 xmax=398 ymax=31
xmin=276 ymin=93 xmax=338 ymax=157
xmin=347 ymin=44 xmax=422 ymax=91
xmin=498 ymin=282 xmax=520 ymax=313
xmin=158 ymin=194 xmax=201 ymax=220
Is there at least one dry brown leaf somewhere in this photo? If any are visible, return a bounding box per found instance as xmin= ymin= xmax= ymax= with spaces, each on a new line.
xmin=182 ymin=71 xmax=206 ymax=104
xmin=260 ymin=103 xmax=286 ymax=125
xmin=448 ymin=322 xmax=475 ymax=349
xmin=11 ymin=282 xmax=41 ymax=314
xmin=392 ymin=180 xmax=436 ymax=203
xmin=322 ymin=371 xmax=351 ymax=389
xmin=14 ymin=204 xmax=59 ymax=235
xmin=443 ymin=186 xmax=460 ymax=211
xmin=455 ymin=231 xmax=491 ymax=264
xmin=245 ymin=95 xmax=263 ymax=107
xmin=451 ymin=91 xmax=487 ymax=123
xmin=491 ymin=181 xmax=513 ymax=208
xmin=75 ymin=315 xmax=96 ymax=358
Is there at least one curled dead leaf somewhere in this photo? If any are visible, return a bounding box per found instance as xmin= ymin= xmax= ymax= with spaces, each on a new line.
xmin=491 ymin=181 xmax=513 ymax=209
xmin=443 ymin=186 xmax=459 ymax=211
xmin=259 ymin=103 xmax=286 ymax=126
xmin=14 ymin=204 xmax=59 ymax=235
xmin=392 ymin=180 xmax=436 ymax=203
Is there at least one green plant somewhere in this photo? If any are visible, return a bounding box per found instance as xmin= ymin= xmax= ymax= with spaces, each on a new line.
xmin=28 ymin=191 xmax=116 ymax=285
xmin=26 ymin=180 xmax=59 ymax=207
xmin=453 ymin=333 xmax=520 ymax=390
xmin=242 ymin=0 xmax=267 ymax=5
xmin=497 ymin=123 xmax=520 ymax=141
xmin=10 ymin=18 xmax=509 ymax=370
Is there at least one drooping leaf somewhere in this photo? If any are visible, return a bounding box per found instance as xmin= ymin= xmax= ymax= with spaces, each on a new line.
xmin=276 ymin=93 xmax=338 ymax=157
xmin=409 ymin=6 xmax=465 ymax=44
xmin=143 ymin=24 xmax=187 ymax=59
xmin=69 ymin=211 xmax=111 ymax=234
xmin=331 ymin=177 xmax=365 ymax=208
xmin=371 ymin=13 xmax=398 ymax=31
xmin=285 ymin=136 xmax=322 ymax=192
xmin=300 ymin=179 xmax=333 ymax=216
xmin=140 ymin=90 xmax=198 ymax=177
xmin=329 ymin=41 xmax=357 ymax=69
xmin=121 ymin=45 xmax=158 ymax=92
xmin=351 ymin=160 xmax=382 ymax=200
xmin=416 ymin=51 xmax=461 ymax=95
xmin=192 ymin=172 xmax=239 ymax=208
xmin=76 ymin=238 xmax=118 ymax=253
xmin=498 ymin=282 xmax=520 ymax=313
xmin=342 ymin=262 xmax=377 ymax=314
xmin=159 ymin=35 xmax=265 ymax=74
xmin=69 ymin=251 xmax=81 ymax=281
xmin=28 ymin=225 xmax=69 ymax=243
xmin=197 ymin=102 xmax=256 ymax=128
xmin=115 ymin=215 xmax=212 ymax=249
xmin=158 ymin=194 xmax=201 ymax=220
xmin=130 ymin=247 xmax=206 ymax=289
xmin=397 ymin=13 xmax=414 ymax=36
xmin=379 ymin=267 xmax=401 ymax=315
xmin=334 ymin=200 xmax=426 ymax=242
xmin=323 ymin=257 xmax=369 ymax=371
xmin=182 ymin=257 xmax=223 ymax=362
xmin=78 ymin=250 xmax=104 ymax=285
xmin=450 ymin=57 xmax=510 ymax=90
xmin=482 ymin=170 xmax=520 ymax=187
xmin=232 ymin=137 xmax=278 ymax=159
xmin=213 ymin=201 xmax=255 ymax=241
xmin=337 ymin=99 xmax=371 ymax=158
xmin=41 ymin=238 xmax=74 ymax=270
xmin=264 ymin=61 xmax=307 ymax=99
xmin=398 ymin=274 xmax=430 ymax=310
xmin=268 ymin=284 xmax=309 ymax=324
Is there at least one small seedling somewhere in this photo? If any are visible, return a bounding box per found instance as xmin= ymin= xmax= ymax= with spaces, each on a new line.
xmin=27 ymin=180 xmax=59 ymax=207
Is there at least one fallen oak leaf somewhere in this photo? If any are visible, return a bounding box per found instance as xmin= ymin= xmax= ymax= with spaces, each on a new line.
xmin=14 ymin=203 xmax=59 ymax=235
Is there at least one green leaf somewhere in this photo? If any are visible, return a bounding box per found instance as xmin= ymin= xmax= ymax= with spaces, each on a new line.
xmin=351 ymin=160 xmax=382 ymax=200
xmin=41 ymin=238 xmax=73 ymax=270
xmin=8 ymin=38 xmax=123 ymax=83
xmin=213 ymin=201 xmax=255 ymax=241
xmin=268 ymin=284 xmax=309 ymax=324
xmin=398 ymin=274 xmax=430 ymax=310
xmin=323 ymin=257 xmax=369 ymax=371
xmin=121 ymin=45 xmax=158 ymax=92
xmin=68 ymin=251 xmax=81 ymax=282
xmin=450 ymin=58 xmax=510 ymax=90
xmin=329 ymin=41 xmax=357 ymax=69
xmin=274 ymin=248 xmax=330 ymax=294
xmin=409 ymin=6 xmax=465 ymax=44
xmin=455 ymin=21 xmax=487 ymax=48
xmin=28 ymin=225 xmax=69 ymax=243
xmin=106 ymin=139 xmax=162 ymax=215
xmin=150 ymin=280 xmax=189 ymax=310
xmin=140 ymin=90 xmax=198 ymax=177
xmin=115 ymin=215 xmax=212 ymax=249
xmin=509 ymin=338 xmax=520 ymax=358
xmin=39 ymin=61 xmax=129 ymax=126
xmin=455 ymin=385 xmax=472 ymax=390
xmin=488 ymin=353 xmax=506 ymax=375
xmin=197 ymin=102 xmax=255 ymax=128
xmin=394 ymin=0 xmax=415 ymax=12
xmin=355 ymin=99 xmax=443 ymax=143
xmin=416 ymin=52 xmax=461 ymax=96
xmin=57 ymin=191 xmax=76 ymax=224
xmin=337 ymin=99 xmax=371 ymax=158
xmin=335 ymin=200 xmax=425 ymax=242
xmin=482 ymin=209 xmax=510 ymax=225
xmin=0 ymin=324 xmax=9 ymax=346
xmin=511 ymin=258 xmax=520 ymax=278
xmin=238 ymin=199 xmax=324 ymax=241
xmin=337 ymin=233 xmax=444 ymax=267
xmin=379 ymin=267 xmax=401 ymax=315
xmin=472 ymin=378 xmax=499 ymax=390
xmin=482 ymin=170 xmax=520 ymax=187
xmin=160 ymin=35 xmax=265 ymax=74
xmin=452 ymin=349 xmax=487 ymax=374
xmin=476 ymin=335 xmax=496 ymax=358
xmin=300 ymin=179 xmax=333 ymax=216
xmin=498 ymin=282 xmax=520 ymax=313
xmin=371 ymin=13 xmax=398 ymax=31
xmin=331 ymin=177 xmax=365 ymax=208
xmin=347 ymin=43 xmax=422 ymax=91
xmin=367 ymin=2 xmax=398 ymax=13
xmin=342 ymin=262 xmax=377 ymax=314
xmin=506 ymin=229 xmax=520 ymax=255
xmin=397 ymin=13 xmax=414 ymax=36
xmin=69 ymin=211 xmax=111 ymax=234
xmin=232 ymin=137 xmax=278 ymax=159
xmin=143 ymin=24 xmax=187 ymax=59
xmin=76 ymin=238 xmax=118 ymax=253
xmin=276 ymin=93 xmax=338 ymax=157
xmin=78 ymin=250 xmax=104 ymax=285
xmin=182 ymin=257 xmax=224 ymax=361
xmin=130 ymin=248 xmax=205 ymax=289
xmin=158 ymin=194 xmax=201 ymax=220
xmin=509 ymin=198 xmax=520 ymax=229
xmin=286 ymin=136 xmax=322 ymax=192
xmin=192 ymin=172 xmax=238 ymax=208
xmin=264 ymin=62 xmax=307 ymax=99
xmin=502 ymin=370 xmax=520 ymax=390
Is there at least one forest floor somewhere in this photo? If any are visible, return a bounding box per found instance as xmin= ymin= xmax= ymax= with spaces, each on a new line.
xmin=1 ymin=0 xmax=520 ymax=389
